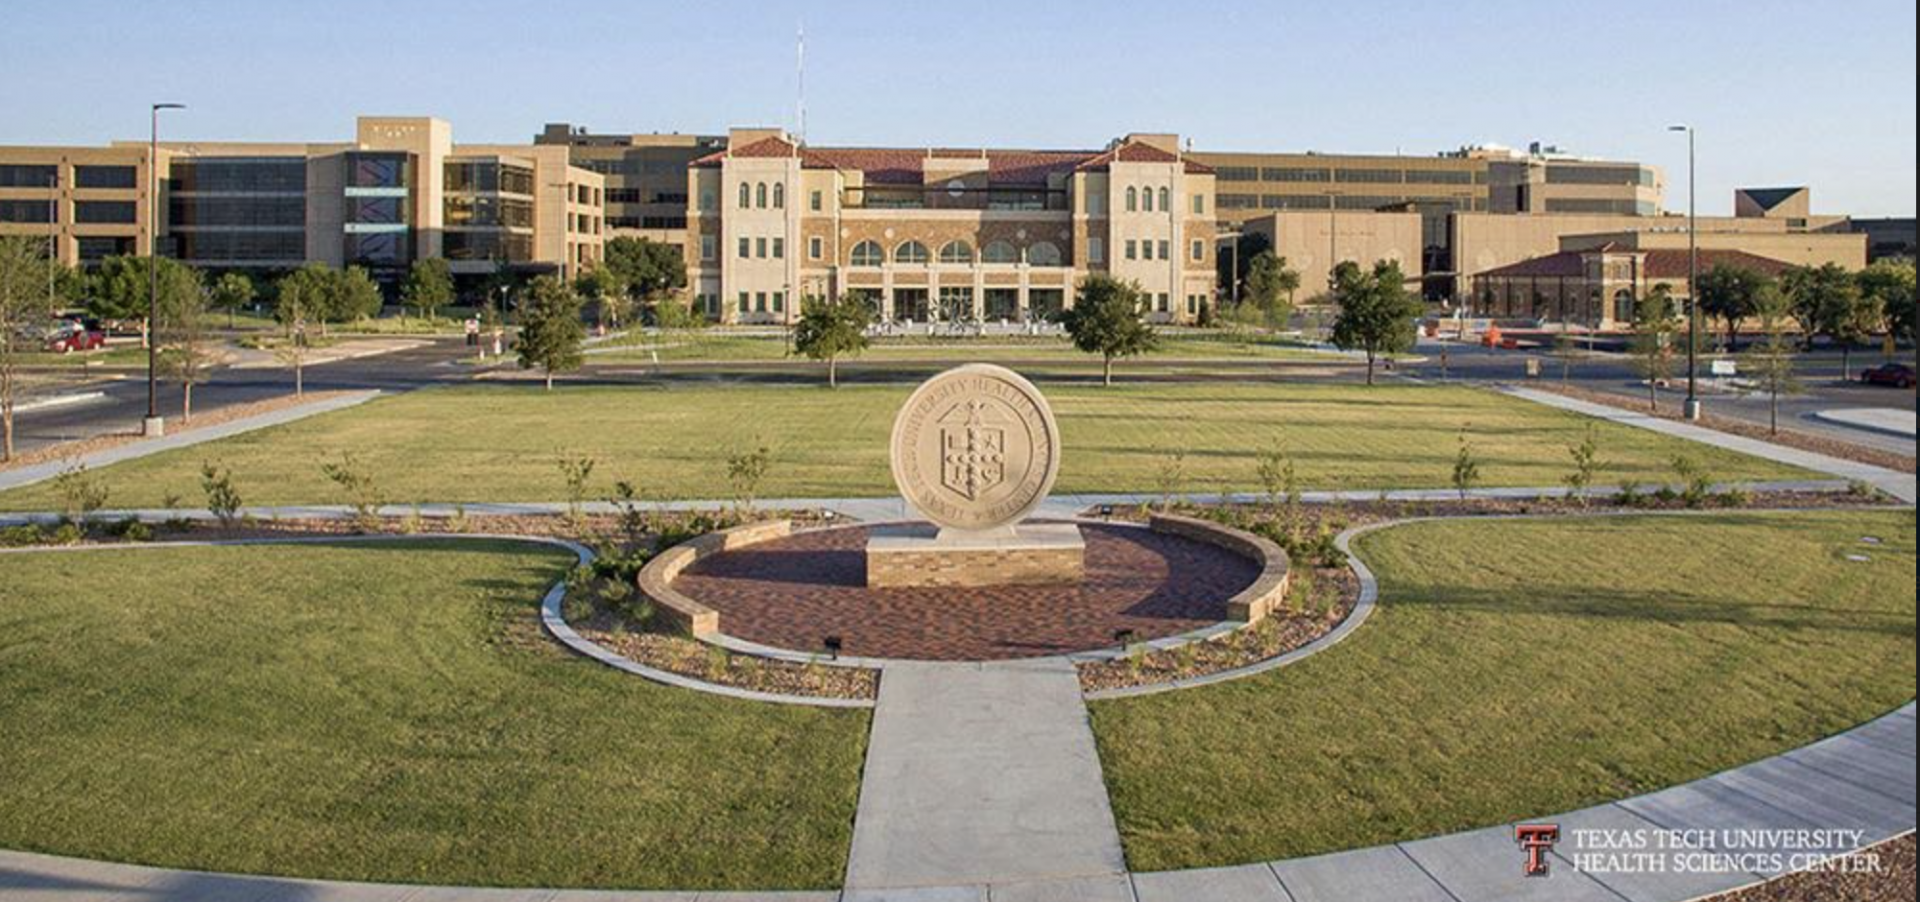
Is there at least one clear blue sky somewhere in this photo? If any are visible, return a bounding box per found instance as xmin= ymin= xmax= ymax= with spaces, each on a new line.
xmin=7 ymin=0 xmax=1915 ymax=216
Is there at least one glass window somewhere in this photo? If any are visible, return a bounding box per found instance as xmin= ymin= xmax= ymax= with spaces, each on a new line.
xmin=756 ymin=183 xmax=768 ymax=208
xmin=773 ymin=291 xmax=785 ymax=313
xmin=895 ymin=241 xmax=929 ymax=264
xmin=1262 ymin=167 xmax=1330 ymax=182
xmin=1158 ymin=188 xmax=1170 ymax=211
xmin=1158 ymin=240 xmax=1170 ymax=261
xmin=0 ymin=164 xmax=57 ymax=188
xmin=172 ymin=158 xmax=306 ymax=193
xmin=1334 ymin=168 xmax=1404 ymax=184
xmin=755 ymin=291 xmax=768 ymax=312
xmin=1125 ymin=187 xmax=1137 ymax=212
xmin=1191 ymin=194 xmax=1204 ymax=215
xmin=1125 ymin=240 xmax=1137 ymax=260
xmin=809 ymin=236 xmax=823 ymax=259
xmin=756 ymin=237 xmax=768 ymax=258
xmin=0 ymin=200 xmax=54 ymax=223
xmin=1142 ymin=188 xmax=1154 ymax=212
xmin=772 ymin=237 xmax=784 ymax=259
xmin=809 ymin=189 xmax=822 ymax=211
xmin=701 ymin=234 xmax=717 ymax=261
xmin=348 ymin=153 xmax=409 ymax=189
xmin=850 ymin=240 xmax=885 ymax=266
xmin=982 ymin=241 xmax=1019 ymax=263
xmin=1088 ymin=237 xmax=1104 ymax=264
xmin=938 ymin=241 xmax=973 ymax=264
xmin=772 ymin=183 xmax=785 ymax=208
xmin=1027 ymin=241 xmax=1061 ymax=266
xmin=1191 ymin=239 xmax=1204 ymax=262
xmin=738 ymin=292 xmax=749 ymax=313
xmin=1087 ymin=192 xmax=1106 ymax=215
xmin=738 ymin=237 xmax=750 ymax=258
xmin=75 ymin=166 xmax=138 ymax=189
xmin=1215 ymin=166 xmax=1259 ymax=182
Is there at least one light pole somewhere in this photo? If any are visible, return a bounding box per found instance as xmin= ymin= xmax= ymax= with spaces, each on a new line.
xmin=145 ymin=102 xmax=186 ymax=437
xmin=1668 ymin=124 xmax=1701 ymax=421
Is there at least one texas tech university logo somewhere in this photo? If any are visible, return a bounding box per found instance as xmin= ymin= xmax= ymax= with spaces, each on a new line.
xmin=939 ymin=399 xmax=1007 ymax=500
xmin=1515 ymin=824 xmax=1561 ymax=877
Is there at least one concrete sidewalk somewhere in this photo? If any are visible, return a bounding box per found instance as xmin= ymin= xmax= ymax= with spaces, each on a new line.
xmin=844 ymin=658 xmax=1128 ymax=896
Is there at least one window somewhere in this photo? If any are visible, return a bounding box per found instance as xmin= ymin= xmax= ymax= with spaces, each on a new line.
xmin=700 ymin=189 xmax=716 ymax=211
xmin=809 ymin=190 xmax=822 ymax=211
xmin=1263 ymin=167 xmax=1331 ymax=182
xmin=1157 ymin=293 xmax=1170 ymax=312
xmin=75 ymin=166 xmax=137 ymax=190
xmin=1191 ymin=194 xmax=1205 ymax=215
xmin=1215 ymin=166 xmax=1259 ymax=182
xmin=850 ymin=240 xmax=884 ymax=266
xmin=700 ymin=234 xmax=717 ymax=261
xmin=1088 ymin=237 xmax=1104 ymax=264
xmin=1335 ymin=168 xmax=1404 ymax=184
xmin=756 ymin=237 xmax=768 ymax=258
xmin=755 ymin=183 xmax=768 ymax=208
xmin=773 ymin=291 xmax=785 ymax=313
xmin=75 ymin=200 xmax=137 ymax=224
xmin=1027 ymin=241 xmax=1061 ymax=266
xmin=0 ymin=200 xmax=53 ymax=223
xmin=1142 ymin=188 xmax=1154 ymax=212
xmin=1158 ymin=188 xmax=1170 ymax=211
xmin=1158 ymin=240 xmax=1170 ymax=261
xmin=938 ymin=241 xmax=973 ymax=264
xmin=755 ymin=291 xmax=768 ymax=312
xmin=772 ymin=237 xmax=784 ymax=259
xmin=772 ymin=183 xmax=785 ymax=208
xmin=1125 ymin=186 xmax=1138 ymax=212
xmin=1124 ymin=240 xmax=1137 ymax=261
xmin=738 ymin=292 xmax=749 ymax=313
xmin=809 ymin=236 xmax=823 ymax=259
xmin=0 ymin=164 xmax=57 ymax=188
xmin=1191 ymin=239 xmax=1204 ymax=262
xmin=738 ymin=237 xmax=750 ymax=258
xmin=1085 ymin=192 xmax=1106 ymax=215
xmin=738 ymin=183 xmax=750 ymax=208
xmin=895 ymin=241 xmax=929 ymax=264
xmin=982 ymin=241 xmax=1019 ymax=263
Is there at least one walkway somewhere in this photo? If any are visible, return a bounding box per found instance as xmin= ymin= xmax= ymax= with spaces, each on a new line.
xmin=1504 ymin=386 xmax=1916 ymax=503
xmin=0 ymin=391 xmax=380 ymax=494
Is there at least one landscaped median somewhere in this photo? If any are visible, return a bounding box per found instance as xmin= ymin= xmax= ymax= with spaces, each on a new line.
xmin=0 ymin=381 xmax=1816 ymax=512
xmin=1089 ymin=508 xmax=1917 ymax=872
xmin=0 ymin=539 xmax=870 ymax=890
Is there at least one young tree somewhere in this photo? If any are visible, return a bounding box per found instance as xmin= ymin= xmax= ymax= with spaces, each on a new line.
xmin=400 ymin=257 xmax=454 ymax=325
xmin=1057 ymin=275 xmax=1159 ymax=386
xmin=334 ymin=266 xmax=383 ymax=326
xmin=0 ymin=236 xmax=57 ymax=461
xmin=792 ymin=294 xmax=872 ymax=387
xmin=1741 ymin=283 xmax=1803 ymax=435
xmin=516 ymin=274 xmax=586 ymax=390
xmin=208 ymin=271 xmax=256 ymax=329
xmin=1856 ymin=258 xmax=1916 ymax=358
xmin=1242 ymin=250 xmax=1301 ymax=328
xmin=1783 ymin=262 xmax=1871 ymax=378
xmin=1329 ymin=260 xmax=1424 ymax=385
xmin=1695 ymin=263 xmax=1772 ymax=351
xmin=155 ymin=264 xmax=211 ymax=422
xmin=273 ymin=266 xmax=327 ymax=396
xmin=1629 ymin=284 xmax=1680 ymax=413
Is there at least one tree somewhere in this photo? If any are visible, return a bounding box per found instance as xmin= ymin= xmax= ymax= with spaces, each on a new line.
xmin=273 ymin=266 xmax=328 ymax=396
xmin=573 ymin=264 xmax=627 ymax=329
xmin=1215 ymin=230 xmax=1271 ymax=304
xmin=400 ymin=258 xmax=454 ymax=325
xmin=793 ymin=294 xmax=872 ymax=387
xmin=1784 ymin=263 xmax=1872 ymax=380
xmin=1329 ymin=260 xmax=1424 ymax=385
xmin=1242 ymin=250 xmax=1300 ymax=329
xmin=208 ymin=271 xmax=255 ymax=330
xmin=154 ymin=264 xmax=210 ymax=422
xmin=1695 ymin=263 xmax=1772 ymax=351
xmin=90 ymin=255 xmax=200 ymax=348
xmin=0 ymin=236 xmax=57 ymax=460
xmin=1057 ymin=275 xmax=1159 ymax=386
xmin=516 ymin=274 xmax=586 ymax=390
xmin=1741 ymin=283 xmax=1802 ymax=435
xmin=333 ymin=266 xmax=383 ymax=325
xmin=1856 ymin=258 xmax=1916 ymax=357
xmin=1629 ymin=284 xmax=1680 ymax=413
xmin=603 ymin=236 xmax=686 ymax=302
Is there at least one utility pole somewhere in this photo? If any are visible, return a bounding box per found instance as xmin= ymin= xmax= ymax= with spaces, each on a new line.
xmin=1669 ymin=124 xmax=1701 ymax=420
xmin=47 ymin=171 xmax=57 ymax=309
xmin=146 ymin=102 xmax=185 ymax=438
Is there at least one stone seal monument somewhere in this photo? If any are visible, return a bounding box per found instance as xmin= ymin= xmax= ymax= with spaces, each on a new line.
xmin=867 ymin=364 xmax=1085 ymax=588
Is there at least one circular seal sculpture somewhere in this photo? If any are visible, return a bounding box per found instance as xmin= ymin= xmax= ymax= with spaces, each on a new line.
xmin=889 ymin=364 xmax=1062 ymax=533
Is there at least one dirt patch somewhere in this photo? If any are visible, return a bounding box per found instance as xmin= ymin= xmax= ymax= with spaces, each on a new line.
xmin=0 ymin=390 xmax=360 ymax=473
xmin=1706 ymin=833 xmax=1915 ymax=901
xmin=1533 ymin=383 xmax=1916 ymax=473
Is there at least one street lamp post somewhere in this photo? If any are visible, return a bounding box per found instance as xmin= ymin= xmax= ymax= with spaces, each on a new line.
xmin=145 ymin=102 xmax=186 ymax=437
xmin=1669 ymin=124 xmax=1701 ymax=421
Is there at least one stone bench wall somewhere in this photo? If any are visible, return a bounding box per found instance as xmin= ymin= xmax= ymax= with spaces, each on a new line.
xmin=1148 ymin=513 xmax=1292 ymax=623
xmin=637 ymin=520 xmax=793 ymax=636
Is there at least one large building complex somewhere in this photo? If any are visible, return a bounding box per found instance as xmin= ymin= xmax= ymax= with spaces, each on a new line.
xmin=0 ymin=116 xmax=606 ymax=288
xmin=0 ymin=114 xmax=1891 ymax=328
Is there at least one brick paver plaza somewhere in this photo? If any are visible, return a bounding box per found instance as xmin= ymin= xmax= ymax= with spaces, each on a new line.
xmin=672 ymin=522 xmax=1260 ymax=660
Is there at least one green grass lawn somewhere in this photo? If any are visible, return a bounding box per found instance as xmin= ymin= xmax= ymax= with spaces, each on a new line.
xmin=0 ymin=540 xmax=868 ymax=889
xmin=590 ymin=331 xmax=1334 ymax=364
xmin=0 ymin=382 xmax=1810 ymax=511
xmin=1090 ymin=509 xmax=1918 ymax=872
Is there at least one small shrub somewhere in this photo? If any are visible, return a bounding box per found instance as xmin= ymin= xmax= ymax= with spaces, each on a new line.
xmin=558 ymin=454 xmax=597 ymax=527
xmin=400 ymin=505 xmax=425 ymax=535
xmin=607 ymin=479 xmax=651 ymax=547
xmin=1154 ymin=445 xmax=1189 ymax=512
xmin=704 ymin=646 xmax=730 ymax=681
xmin=1614 ymin=480 xmax=1644 ymax=508
xmin=53 ymin=462 xmax=110 ymax=526
xmin=1847 ymin=479 xmax=1880 ymax=500
xmin=726 ymin=444 xmax=773 ymax=520
xmin=1451 ymin=431 xmax=1482 ymax=501
xmin=200 ymin=461 xmax=243 ymax=531
xmin=48 ymin=522 xmax=84 ymax=546
xmin=122 ymin=520 xmax=154 ymax=542
xmin=447 ymin=504 xmax=470 ymax=533
xmin=1 ymin=524 xmax=46 ymax=547
xmin=1564 ymin=424 xmax=1603 ymax=507
xmin=1671 ymin=455 xmax=1713 ymax=509
xmin=321 ymin=451 xmax=384 ymax=531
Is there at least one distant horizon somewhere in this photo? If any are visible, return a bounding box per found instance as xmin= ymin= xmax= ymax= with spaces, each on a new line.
xmin=6 ymin=0 xmax=1915 ymax=217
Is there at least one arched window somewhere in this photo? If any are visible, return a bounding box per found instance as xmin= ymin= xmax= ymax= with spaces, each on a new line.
xmin=738 ymin=182 xmax=751 ymax=208
xmin=981 ymin=241 xmax=1019 ymax=264
xmin=1143 ymin=187 xmax=1154 ymax=212
xmin=772 ymin=183 xmax=785 ymax=209
xmin=755 ymin=182 xmax=768 ymax=208
xmin=1158 ymin=187 xmax=1170 ymax=212
xmin=895 ymin=241 xmax=930 ymax=264
xmin=1125 ymin=187 xmax=1138 ymax=212
xmin=1027 ymin=241 xmax=1062 ymax=267
xmin=850 ymin=240 xmax=885 ymax=267
xmin=938 ymin=241 xmax=973 ymax=264
xmin=1612 ymin=289 xmax=1636 ymax=325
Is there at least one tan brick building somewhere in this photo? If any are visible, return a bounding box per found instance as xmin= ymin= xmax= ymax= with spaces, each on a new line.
xmin=686 ymin=129 xmax=1217 ymax=325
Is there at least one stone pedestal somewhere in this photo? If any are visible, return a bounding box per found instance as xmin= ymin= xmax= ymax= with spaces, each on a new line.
xmin=866 ymin=522 xmax=1085 ymax=588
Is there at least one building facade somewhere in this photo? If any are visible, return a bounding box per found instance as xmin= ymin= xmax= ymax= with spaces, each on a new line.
xmin=685 ymin=129 xmax=1218 ymax=325
xmin=0 ymin=146 xmax=157 ymax=266
xmin=533 ymin=124 xmax=723 ymax=253
xmin=1473 ymin=245 xmax=1796 ymax=331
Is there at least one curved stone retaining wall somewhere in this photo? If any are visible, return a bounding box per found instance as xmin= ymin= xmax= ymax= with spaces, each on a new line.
xmin=1147 ymin=513 xmax=1291 ymax=623
xmin=637 ymin=519 xmax=793 ymax=636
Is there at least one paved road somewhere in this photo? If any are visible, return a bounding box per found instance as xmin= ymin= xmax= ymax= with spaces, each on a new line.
xmin=1404 ymin=339 xmax=1918 ymax=456
xmin=10 ymin=339 xmax=471 ymax=456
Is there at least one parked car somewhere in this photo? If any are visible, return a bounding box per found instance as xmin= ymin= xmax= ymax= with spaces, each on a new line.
xmin=1858 ymin=363 xmax=1917 ymax=389
xmin=44 ymin=320 xmax=107 ymax=354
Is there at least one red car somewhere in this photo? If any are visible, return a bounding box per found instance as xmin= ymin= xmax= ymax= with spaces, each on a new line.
xmin=44 ymin=321 xmax=107 ymax=354
xmin=1859 ymin=363 xmax=1917 ymax=389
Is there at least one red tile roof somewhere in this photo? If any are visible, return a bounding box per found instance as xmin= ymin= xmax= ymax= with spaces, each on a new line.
xmin=1480 ymin=247 xmax=1794 ymax=280
xmin=693 ymin=137 xmax=1213 ymax=182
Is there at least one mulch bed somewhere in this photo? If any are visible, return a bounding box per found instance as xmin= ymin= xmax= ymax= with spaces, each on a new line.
xmin=1706 ymin=834 xmax=1915 ymax=901
xmin=574 ymin=616 xmax=878 ymax=701
xmin=0 ymin=390 xmax=359 ymax=473
xmin=1533 ymin=383 xmax=1915 ymax=473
